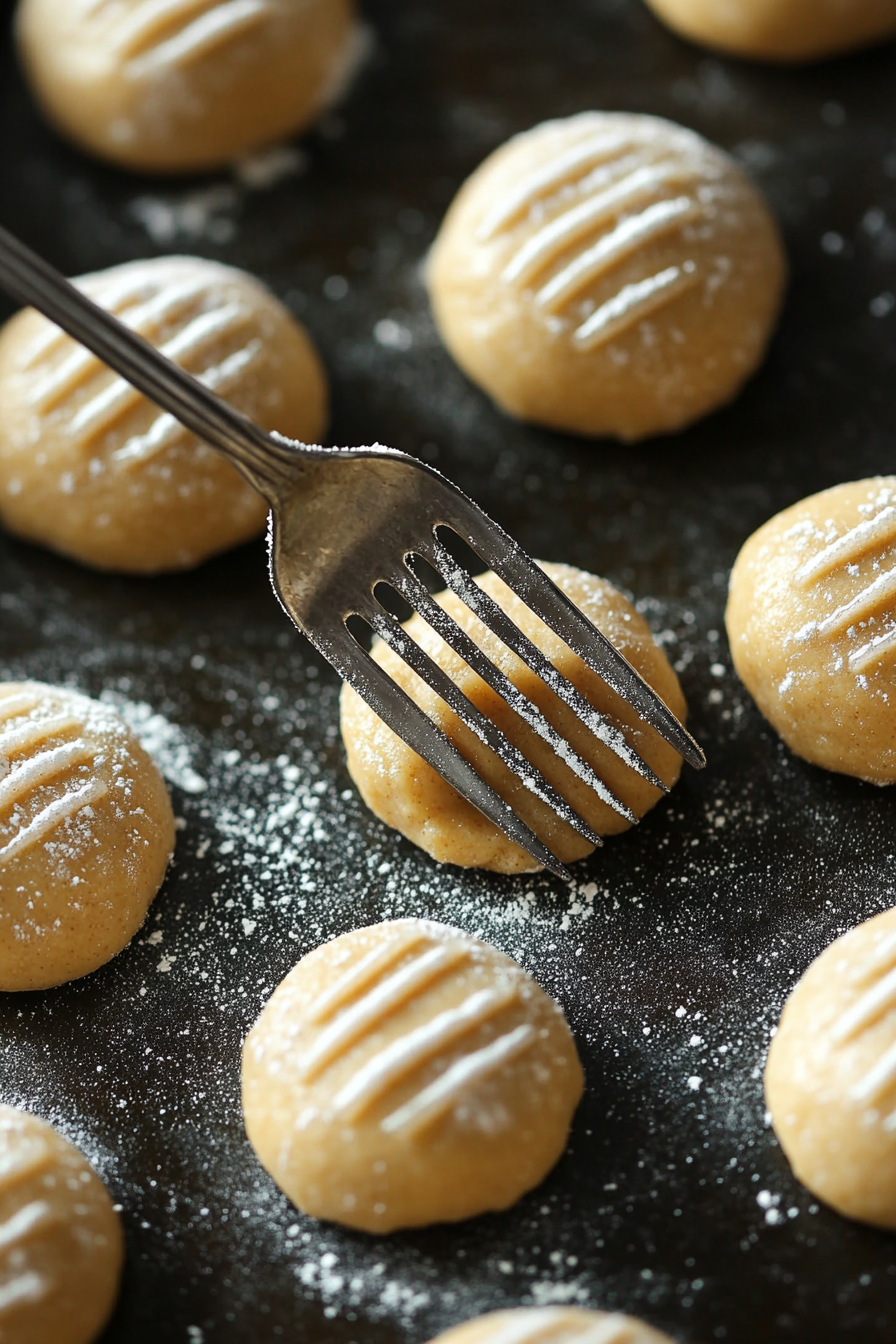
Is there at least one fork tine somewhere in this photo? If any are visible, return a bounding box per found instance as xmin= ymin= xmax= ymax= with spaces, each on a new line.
xmin=435 ymin=503 xmax=705 ymax=771
xmin=365 ymin=594 xmax=609 ymax=845
xmin=390 ymin=562 xmax=638 ymax=824
xmin=422 ymin=537 xmax=672 ymax=793
xmin=323 ymin=620 xmax=573 ymax=880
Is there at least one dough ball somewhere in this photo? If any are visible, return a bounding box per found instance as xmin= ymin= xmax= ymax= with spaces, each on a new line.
xmin=0 ymin=255 xmax=327 ymax=574
xmin=425 ymin=1307 xmax=678 ymax=1344
xmin=0 ymin=681 xmax=175 ymax=991
xmin=340 ymin=561 xmax=687 ymax=875
xmin=0 ymin=1105 xmax=123 ymax=1344
xmin=765 ymin=906 xmax=896 ymax=1228
xmin=16 ymin=0 xmax=360 ymax=174
xmin=427 ymin=112 xmax=786 ymax=442
xmin=242 ymin=918 xmax=584 ymax=1233
xmin=726 ymin=476 xmax=896 ymax=785
xmin=642 ymin=0 xmax=896 ymax=63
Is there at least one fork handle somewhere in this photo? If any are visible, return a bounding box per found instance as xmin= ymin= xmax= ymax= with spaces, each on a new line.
xmin=0 ymin=225 xmax=302 ymax=501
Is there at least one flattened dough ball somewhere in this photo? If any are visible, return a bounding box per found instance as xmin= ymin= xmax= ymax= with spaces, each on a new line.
xmin=726 ymin=477 xmax=896 ymax=785
xmin=0 ymin=1106 xmax=123 ymax=1344
xmin=0 ymin=255 xmax=327 ymax=573
xmin=642 ymin=0 xmax=896 ymax=63
xmin=427 ymin=112 xmax=786 ymax=442
xmin=16 ymin=0 xmax=360 ymax=173
xmin=242 ymin=918 xmax=584 ymax=1233
xmin=425 ymin=1307 xmax=678 ymax=1344
xmin=340 ymin=561 xmax=687 ymax=874
xmin=765 ymin=906 xmax=896 ymax=1228
xmin=0 ymin=681 xmax=175 ymax=991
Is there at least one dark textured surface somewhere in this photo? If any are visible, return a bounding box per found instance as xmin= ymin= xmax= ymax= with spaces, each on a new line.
xmin=1 ymin=2 xmax=896 ymax=1341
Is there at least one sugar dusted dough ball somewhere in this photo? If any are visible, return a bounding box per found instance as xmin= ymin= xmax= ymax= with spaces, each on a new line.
xmin=242 ymin=918 xmax=584 ymax=1233
xmin=425 ymin=1307 xmax=678 ymax=1344
xmin=0 ymin=681 xmax=175 ymax=991
xmin=340 ymin=562 xmax=687 ymax=875
xmin=16 ymin=0 xmax=360 ymax=173
xmin=726 ymin=477 xmax=896 ymax=785
xmin=765 ymin=906 xmax=896 ymax=1228
xmin=0 ymin=255 xmax=327 ymax=574
xmin=427 ymin=112 xmax=786 ymax=442
xmin=0 ymin=1106 xmax=123 ymax=1344
xmin=643 ymin=0 xmax=896 ymax=63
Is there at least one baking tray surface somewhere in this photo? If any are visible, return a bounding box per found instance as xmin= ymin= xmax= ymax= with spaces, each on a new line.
xmin=1 ymin=2 xmax=896 ymax=1341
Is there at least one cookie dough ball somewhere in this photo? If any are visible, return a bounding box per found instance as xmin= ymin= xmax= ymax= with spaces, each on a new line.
xmin=726 ymin=477 xmax=896 ymax=785
xmin=427 ymin=112 xmax=786 ymax=442
xmin=643 ymin=0 xmax=896 ymax=63
xmin=16 ymin=0 xmax=360 ymax=173
xmin=340 ymin=561 xmax=687 ymax=875
xmin=0 ymin=681 xmax=175 ymax=991
xmin=425 ymin=1308 xmax=678 ymax=1344
xmin=242 ymin=918 xmax=584 ymax=1233
xmin=0 ymin=255 xmax=327 ymax=573
xmin=765 ymin=906 xmax=896 ymax=1228
xmin=0 ymin=1106 xmax=123 ymax=1344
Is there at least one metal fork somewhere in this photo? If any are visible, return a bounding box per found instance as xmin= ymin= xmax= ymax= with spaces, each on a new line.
xmin=0 ymin=226 xmax=705 ymax=880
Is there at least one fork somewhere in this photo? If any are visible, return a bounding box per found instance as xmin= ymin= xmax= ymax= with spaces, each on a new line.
xmin=0 ymin=225 xmax=704 ymax=880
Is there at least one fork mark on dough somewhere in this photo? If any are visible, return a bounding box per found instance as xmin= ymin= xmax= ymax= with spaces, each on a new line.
xmin=0 ymin=1201 xmax=57 ymax=1253
xmin=26 ymin=276 xmax=213 ymax=413
xmin=332 ymin=984 xmax=519 ymax=1121
xmin=0 ymin=694 xmax=41 ymax=725
xmin=0 ymin=778 xmax=108 ymax=866
xmin=380 ymin=1022 xmax=536 ymax=1137
xmin=501 ymin=162 xmax=684 ymax=288
xmin=68 ymin=303 xmax=249 ymax=446
xmin=849 ymin=625 xmax=896 ymax=673
xmin=298 ymin=942 xmax=470 ymax=1083
xmin=815 ymin=567 xmax=896 ymax=640
xmin=795 ymin=507 xmax=896 ymax=586
xmin=0 ymin=1272 xmax=48 ymax=1314
xmin=0 ymin=717 xmax=81 ymax=762
xmin=536 ymin=196 xmax=700 ymax=313
xmin=121 ymin=0 xmax=269 ymax=68
xmin=477 ymin=133 xmax=639 ymax=241
xmin=110 ymin=340 xmax=262 ymax=467
xmin=833 ymin=964 xmax=896 ymax=1043
xmin=473 ymin=1312 xmax=634 ymax=1344
xmin=0 ymin=743 xmax=96 ymax=816
xmin=573 ymin=264 xmax=698 ymax=349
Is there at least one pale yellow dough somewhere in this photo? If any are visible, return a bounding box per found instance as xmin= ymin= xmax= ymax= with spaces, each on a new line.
xmin=16 ymin=0 xmax=359 ymax=174
xmin=765 ymin=906 xmax=896 ymax=1228
xmin=425 ymin=1307 xmax=678 ymax=1344
xmin=726 ymin=477 xmax=896 ymax=785
xmin=0 ymin=681 xmax=175 ymax=991
xmin=0 ymin=255 xmax=327 ymax=574
xmin=0 ymin=1106 xmax=123 ymax=1344
xmin=427 ymin=112 xmax=786 ymax=442
xmin=643 ymin=0 xmax=896 ymax=63
xmin=340 ymin=562 xmax=687 ymax=875
xmin=242 ymin=918 xmax=584 ymax=1233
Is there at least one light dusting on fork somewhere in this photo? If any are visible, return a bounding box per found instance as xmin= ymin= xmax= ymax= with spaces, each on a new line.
xmin=0 ymin=225 xmax=705 ymax=880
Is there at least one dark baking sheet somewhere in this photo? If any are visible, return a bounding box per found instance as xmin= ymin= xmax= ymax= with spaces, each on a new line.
xmin=2 ymin=2 xmax=896 ymax=1341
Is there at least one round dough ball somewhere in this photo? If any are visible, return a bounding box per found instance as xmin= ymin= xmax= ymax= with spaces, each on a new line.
xmin=0 ymin=681 xmax=175 ymax=991
xmin=340 ymin=561 xmax=687 ymax=875
xmin=0 ymin=1105 xmax=123 ymax=1344
xmin=642 ymin=0 xmax=896 ymax=63
xmin=0 ymin=255 xmax=327 ymax=574
xmin=242 ymin=918 xmax=584 ymax=1233
xmin=16 ymin=0 xmax=360 ymax=174
xmin=425 ymin=1307 xmax=678 ymax=1344
xmin=427 ymin=112 xmax=786 ymax=442
xmin=726 ymin=476 xmax=896 ymax=785
xmin=765 ymin=906 xmax=896 ymax=1228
